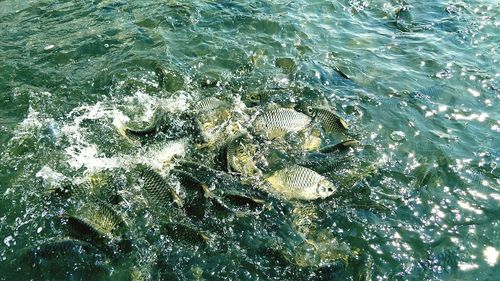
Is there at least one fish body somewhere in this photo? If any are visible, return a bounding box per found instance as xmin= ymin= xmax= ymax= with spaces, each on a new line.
xmin=192 ymin=97 xmax=228 ymax=113
xmin=162 ymin=223 xmax=209 ymax=246
xmin=80 ymin=200 xmax=127 ymax=235
xmin=311 ymin=108 xmax=348 ymax=133
xmin=68 ymin=199 xmax=127 ymax=238
xmin=24 ymin=239 xmax=98 ymax=260
xmin=264 ymin=165 xmax=336 ymax=200
xmin=319 ymin=139 xmax=358 ymax=153
xmin=253 ymin=108 xmax=311 ymax=139
xmin=140 ymin=166 xmax=183 ymax=207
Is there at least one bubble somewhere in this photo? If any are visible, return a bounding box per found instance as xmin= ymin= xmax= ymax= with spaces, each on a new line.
xmin=3 ymin=236 xmax=13 ymax=247
xmin=43 ymin=44 xmax=55 ymax=50
xmin=390 ymin=131 xmax=406 ymax=142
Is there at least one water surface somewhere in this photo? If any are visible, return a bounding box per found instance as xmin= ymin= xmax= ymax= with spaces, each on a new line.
xmin=0 ymin=0 xmax=498 ymax=280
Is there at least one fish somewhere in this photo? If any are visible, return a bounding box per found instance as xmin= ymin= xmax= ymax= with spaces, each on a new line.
xmin=47 ymin=179 xmax=88 ymax=198
xmin=192 ymin=97 xmax=228 ymax=113
xmin=162 ymin=223 xmax=210 ymax=246
xmin=212 ymin=187 xmax=266 ymax=215
xmin=225 ymin=133 xmax=261 ymax=176
xmin=191 ymin=97 xmax=234 ymax=145
xmin=244 ymin=91 xmax=270 ymax=106
xmin=155 ymin=65 xmax=184 ymax=92
xmin=19 ymin=238 xmax=111 ymax=280
xmin=318 ymin=139 xmax=359 ymax=153
xmin=23 ymin=238 xmax=99 ymax=261
xmin=139 ymin=165 xmax=183 ymax=207
xmin=79 ymin=200 xmax=127 ymax=235
xmin=47 ymin=173 xmax=121 ymax=204
xmin=252 ymin=108 xmax=311 ymax=139
xmin=264 ymin=165 xmax=337 ymax=200
xmin=275 ymin=57 xmax=297 ymax=74
xmin=66 ymin=199 xmax=127 ymax=238
xmin=124 ymin=108 xmax=195 ymax=139
xmin=291 ymin=204 xmax=318 ymax=237
xmin=297 ymin=152 xmax=352 ymax=174
xmin=21 ymin=238 xmax=105 ymax=269
xmin=171 ymin=168 xmax=211 ymax=220
xmin=296 ymin=105 xmax=348 ymax=133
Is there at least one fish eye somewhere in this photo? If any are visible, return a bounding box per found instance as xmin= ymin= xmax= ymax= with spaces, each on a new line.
xmin=247 ymin=93 xmax=259 ymax=101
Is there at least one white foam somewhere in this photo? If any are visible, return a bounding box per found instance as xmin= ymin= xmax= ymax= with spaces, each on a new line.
xmin=35 ymin=166 xmax=65 ymax=184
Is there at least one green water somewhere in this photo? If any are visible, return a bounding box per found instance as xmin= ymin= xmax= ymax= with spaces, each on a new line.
xmin=0 ymin=0 xmax=498 ymax=280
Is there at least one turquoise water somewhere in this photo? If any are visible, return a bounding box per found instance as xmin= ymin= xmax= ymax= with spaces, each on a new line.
xmin=0 ymin=0 xmax=498 ymax=280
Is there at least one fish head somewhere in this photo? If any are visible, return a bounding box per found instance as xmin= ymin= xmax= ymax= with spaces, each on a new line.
xmin=316 ymin=180 xmax=337 ymax=199
xmin=244 ymin=91 xmax=264 ymax=106
xmin=294 ymin=102 xmax=316 ymax=117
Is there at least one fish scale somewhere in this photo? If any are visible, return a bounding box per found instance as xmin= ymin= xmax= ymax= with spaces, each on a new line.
xmin=82 ymin=200 xmax=125 ymax=234
xmin=140 ymin=166 xmax=183 ymax=207
xmin=253 ymin=108 xmax=311 ymax=136
xmin=313 ymin=108 xmax=348 ymax=133
xmin=265 ymin=165 xmax=336 ymax=200
xmin=283 ymin=166 xmax=323 ymax=189
xmin=193 ymin=97 xmax=227 ymax=112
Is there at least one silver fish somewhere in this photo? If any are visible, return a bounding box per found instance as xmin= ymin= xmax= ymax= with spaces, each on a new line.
xmin=264 ymin=165 xmax=336 ymax=200
xmin=192 ymin=97 xmax=228 ymax=113
xmin=253 ymin=108 xmax=311 ymax=139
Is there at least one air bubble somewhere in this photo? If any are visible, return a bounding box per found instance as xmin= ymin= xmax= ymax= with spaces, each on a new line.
xmin=390 ymin=131 xmax=406 ymax=142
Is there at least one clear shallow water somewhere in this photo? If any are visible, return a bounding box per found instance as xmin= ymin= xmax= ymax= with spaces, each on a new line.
xmin=0 ymin=0 xmax=498 ymax=280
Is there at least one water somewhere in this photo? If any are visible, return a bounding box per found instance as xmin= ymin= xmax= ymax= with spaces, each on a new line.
xmin=0 ymin=0 xmax=498 ymax=280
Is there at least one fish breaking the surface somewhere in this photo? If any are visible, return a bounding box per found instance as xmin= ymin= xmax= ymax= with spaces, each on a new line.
xmin=253 ymin=108 xmax=312 ymax=139
xmin=264 ymin=165 xmax=337 ymax=200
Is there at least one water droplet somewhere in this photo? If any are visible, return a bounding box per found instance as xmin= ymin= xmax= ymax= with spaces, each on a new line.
xmin=104 ymin=43 xmax=109 ymax=48
xmin=3 ymin=236 xmax=13 ymax=247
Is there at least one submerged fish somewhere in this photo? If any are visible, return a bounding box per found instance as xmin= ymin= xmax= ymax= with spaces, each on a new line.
xmin=171 ymin=168 xmax=212 ymax=220
xmin=318 ymin=139 xmax=359 ymax=153
xmin=292 ymin=229 xmax=356 ymax=268
xmin=139 ymin=165 xmax=183 ymax=207
xmin=155 ymin=65 xmax=184 ymax=92
xmin=162 ymin=222 xmax=210 ymax=246
xmin=124 ymin=108 xmax=193 ymax=139
xmin=67 ymin=199 xmax=127 ymax=238
xmin=264 ymin=165 xmax=337 ymax=200
xmin=21 ymin=238 xmax=104 ymax=267
xmin=253 ymin=108 xmax=311 ymax=139
xmin=211 ymin=186 xmax=267 ymax=215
